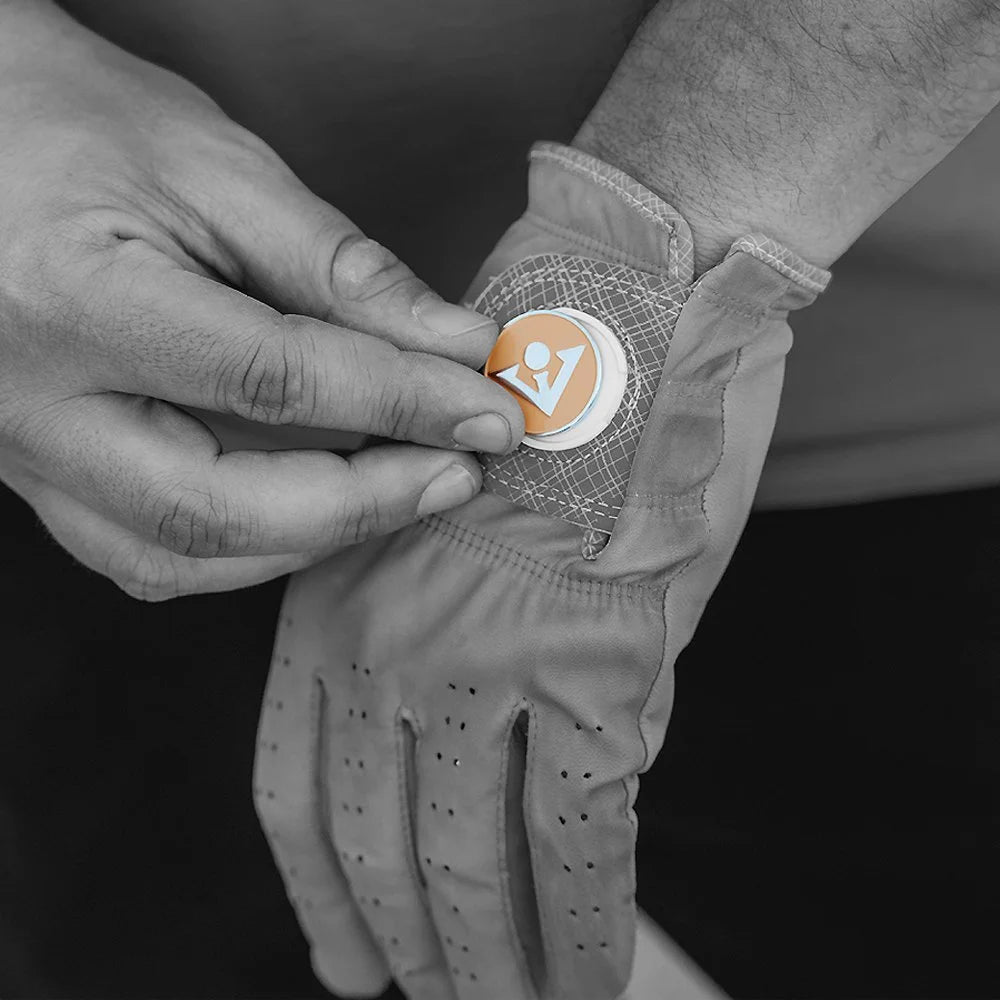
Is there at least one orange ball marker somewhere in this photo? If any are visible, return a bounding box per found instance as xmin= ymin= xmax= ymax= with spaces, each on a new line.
xmin=484 ymin=311 xmax=602 ymax=438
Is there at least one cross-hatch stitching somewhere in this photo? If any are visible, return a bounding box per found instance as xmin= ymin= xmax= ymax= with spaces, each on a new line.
xmin=727 ymin=234 xmax=832 ymax=295
xmin=475 ymin=254 xmax=689 ymax=536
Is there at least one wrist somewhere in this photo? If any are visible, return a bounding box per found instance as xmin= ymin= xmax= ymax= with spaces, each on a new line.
xmin=570 ymin=124 xmax=779 ymax=276
xmin=573 ymin=0 xmax=1000 ymax=275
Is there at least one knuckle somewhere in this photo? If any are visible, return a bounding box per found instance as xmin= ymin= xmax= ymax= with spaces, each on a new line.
xmin=1 ymin=213 xmax=96 ymax=331
xmin=374 ymin=374 xmax=421 ymax=441
xmin=0 ymin=395 xmax=82 ymax=472
xmin=329 ymin=483 xmax=385 ymax=548
xmin=217 ymin=327 xmax=313 ymax=426
xmin=329 ymin=234 xmax=415 ymax=305
xmin=135 ymin=479 xmax=259 ymax=559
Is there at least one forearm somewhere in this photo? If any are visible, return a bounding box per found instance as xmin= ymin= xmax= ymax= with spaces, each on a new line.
xmin=574 ymin=0 xmax=1000 ymax=272
xmin=0 ymin=1 xmax=77 ymax=59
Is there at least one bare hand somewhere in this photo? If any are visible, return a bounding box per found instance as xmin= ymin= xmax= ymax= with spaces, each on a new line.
xmin=0 ymin=2 xmax=523 ymax=599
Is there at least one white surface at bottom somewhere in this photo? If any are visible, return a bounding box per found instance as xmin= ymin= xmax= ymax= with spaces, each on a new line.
xmin=618 ymin=910 xmax=728 ymax=1000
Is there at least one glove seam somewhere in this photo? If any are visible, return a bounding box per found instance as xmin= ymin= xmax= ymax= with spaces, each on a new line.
xmin=726 ymin=234 xmax=831 ymax=294
xmin=689 ymin=285 xmax=773 ymax=322
xmin=636 ymin=338 xmax=746 ymax=767
xmin=530 ymin=143 xmax=692 ymax=283
xmin=532 ymin=146 xmax=676 ymax=239
xmin=422 ymin=514 xmax=665 ymax=601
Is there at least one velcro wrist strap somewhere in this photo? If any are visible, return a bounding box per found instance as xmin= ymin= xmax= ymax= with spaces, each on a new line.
xmin=470 ymin=142 xmax=831 ymax=547
xmin=474 ymin=254 xmax=687 ymax=538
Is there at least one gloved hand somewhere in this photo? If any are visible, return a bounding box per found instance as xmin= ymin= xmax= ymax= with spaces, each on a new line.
xmin=254 ymin=143 xmax=829 ymax=1000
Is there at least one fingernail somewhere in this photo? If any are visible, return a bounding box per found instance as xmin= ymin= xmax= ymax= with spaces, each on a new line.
xmin=452 ymin=412 xmax=513 ymax=453
xmin=415 ymin=296 xmax=497 ymax=338
xmin=416 ymin=464 xmax=479 ymax=517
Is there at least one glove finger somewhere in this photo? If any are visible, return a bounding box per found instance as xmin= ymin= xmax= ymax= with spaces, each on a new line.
xmin=255 ymin=580 xmax=391 ymax=998
xmin=414 ymin=700 xmax=538 ymax=1000
xmin=324 ymin=670 xmax=456 ymax=1000
xmin=526 ymin=711 xmax=638 ymax=1000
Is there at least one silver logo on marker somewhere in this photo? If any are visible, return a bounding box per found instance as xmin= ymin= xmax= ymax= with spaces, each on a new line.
xmin=494 ymin=340 xmax=585 ymax=417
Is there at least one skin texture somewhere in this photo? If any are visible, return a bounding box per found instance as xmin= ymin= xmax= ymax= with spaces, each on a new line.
xmin=575 ymin=0 xmax=1000 ymax=272
xmin=0 ymin=0 xmax=525 ymax=601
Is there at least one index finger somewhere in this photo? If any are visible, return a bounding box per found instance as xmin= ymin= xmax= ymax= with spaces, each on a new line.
xmin=71 ymin=246 xmax=524 ymax=455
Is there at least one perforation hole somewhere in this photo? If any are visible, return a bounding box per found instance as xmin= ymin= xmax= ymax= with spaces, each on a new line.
xmin=448 ymin=683 xmax=457 ymax=690
xmin=431 ymin=802 xmax=438 ymax=811
xmin=560 ymin=770 xmax=568 ymax=779
xmin=563 ymin=864 xmax=572 ymax=873
xmin=341 ymin=802 xmax=350 ymax=812
xmin=586 ymin=862 xmax=595 ymax=870
xmin=593 ymin=906 xmax=601 ymax=913
xmin=581 ymin=813 xmax=589 ymax=822
xmin=436 ymin=752 xmax=443 ymax=761
xmin=558 ymin=816 xmax=566 ymax=825
xmin=447 ymin=808 xmax=455 ymax=817
xmin=358 ymin=760 xmax=365 ymax=769
xmin=356 ymin=806 xmax=363 ymax=814
xmin=583 ymin=771 xmax=592 ymax=779
xmin=352 ymin=664 xmax=357 ymax=672
xmin=569 ymin=908 xmax=577 ymax=917
xmin=596 ymin=725 xmax=603 ymax=732
xmin=459 ymin=722 xmax=466 ymax=731
xmin=576 ymin=944 xmax=585 ymax=951
xmin=469 ymin=687 xmax=476 ymax=696
xmin=452 ymin=758 xmax=461 ymax=767
xmin=363 ymin=667 xmax=371 ymax=676
xmin=348 ymin=708 xmax=354 ymax=718
xmin=391 ymin=936 xmax=400 ymax=946
xmin=445 ymin=716 xmax=451 ymax=725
